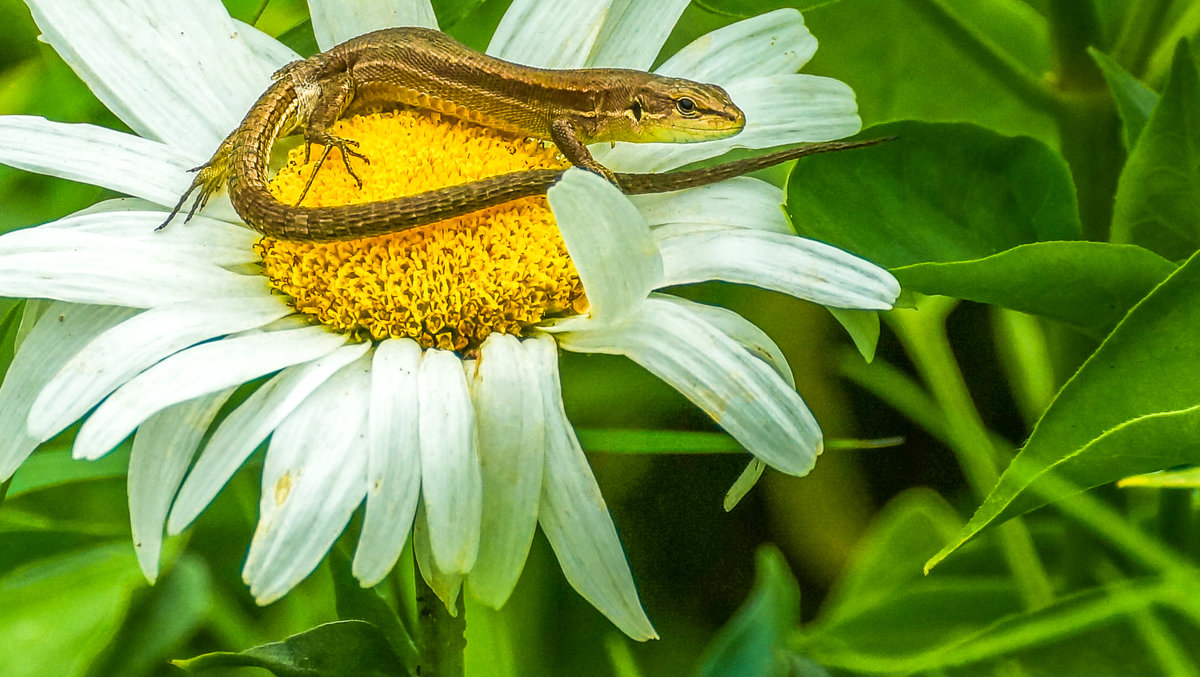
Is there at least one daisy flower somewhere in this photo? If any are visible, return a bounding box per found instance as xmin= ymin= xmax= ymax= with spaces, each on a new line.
xmin=0 ymin=0 xmax=899 ymax=640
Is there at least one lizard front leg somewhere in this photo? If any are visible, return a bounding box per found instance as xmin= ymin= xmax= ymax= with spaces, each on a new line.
xmin=296 ymin=71 xmax=370 ymax=205
xmin=550 ymin=118 xmax=618 ymax=185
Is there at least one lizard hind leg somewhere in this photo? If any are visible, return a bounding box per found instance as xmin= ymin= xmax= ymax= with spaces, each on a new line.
xmin=156 ymin=153 xmax=231 ymax=231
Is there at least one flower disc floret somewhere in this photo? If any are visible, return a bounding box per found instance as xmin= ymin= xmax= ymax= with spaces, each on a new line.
xmin=256 ymin=109 xmax=584 ymax=352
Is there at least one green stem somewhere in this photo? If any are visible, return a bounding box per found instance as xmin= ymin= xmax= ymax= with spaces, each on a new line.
xmin=1044 ymin=0 xmax=1106 ymax=88
xmin=990 ymin=308 xmax=1056 ymax=429
xmin=415 ymin=571 xmax=466 ymax=677
xmin=1040 ymin=473 xmax=1200 ymax=622
xmin=901 ymin=0 xmax=1061 ymax=113
xmin=1113 ymin=0 xmax=1173 ymax=77
xmin=888 ymin=299 xmax=1055 ymax=610
xmin=1094 ymin=559 xmax=1197 ymax=676
xmin=1044 ymin=0 xmax=1123 ymax=240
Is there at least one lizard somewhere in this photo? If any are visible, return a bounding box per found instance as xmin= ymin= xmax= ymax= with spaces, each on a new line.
xmin=160 ymin=27 xmax=883 ymax=242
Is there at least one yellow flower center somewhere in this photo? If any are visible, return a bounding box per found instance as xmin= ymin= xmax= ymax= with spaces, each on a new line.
xmin=255 ymin=109 xmax=586 ymax=353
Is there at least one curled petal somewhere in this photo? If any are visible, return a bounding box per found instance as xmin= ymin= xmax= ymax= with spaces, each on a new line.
xmin=553 ymin=298 xmax=823 ymax=476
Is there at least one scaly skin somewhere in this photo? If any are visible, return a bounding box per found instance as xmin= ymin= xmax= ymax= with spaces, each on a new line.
xmin=161 ymin=27 xmax=880 ymax=242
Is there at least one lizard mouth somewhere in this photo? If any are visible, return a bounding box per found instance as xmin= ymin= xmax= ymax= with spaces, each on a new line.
xmin=256 ymin=109 xmax=584 ymax=354
xmin=657 ymin=103 xmax=747 ymax=143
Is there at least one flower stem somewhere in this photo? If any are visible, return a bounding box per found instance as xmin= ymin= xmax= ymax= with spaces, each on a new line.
xmin=415 ymin=572 xmax=466 ymax=677
xmin=888 ymin=299 xmax=1055 ymax=610
xmin=900 ymin=0 xmax=1061 ymax=113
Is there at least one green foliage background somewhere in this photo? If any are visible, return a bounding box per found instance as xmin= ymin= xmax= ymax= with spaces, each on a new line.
xmin=3 ymin=0 xmax=1200 ymax=675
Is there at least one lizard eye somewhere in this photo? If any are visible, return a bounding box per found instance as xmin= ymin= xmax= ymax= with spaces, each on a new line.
xmin=629 ymin=100 xmax=643 ymax=122
xmin=676 ymin=97 xmax=697 ymax=116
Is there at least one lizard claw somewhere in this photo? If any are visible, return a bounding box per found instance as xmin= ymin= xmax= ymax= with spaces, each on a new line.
xmin=296 ymin=132 xmax=372 ymax=205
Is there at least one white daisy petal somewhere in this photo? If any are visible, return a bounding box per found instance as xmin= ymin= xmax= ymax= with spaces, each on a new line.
xmin=587 ymin=0 xmax=690 ymax=69
xmin=0 ymin=228 xmax=269 ymax=308
xmin=128 ymin=389 xmax=233 ymax=581
xmin=534 ymin=335 xmax=656 ymax=641
xmin=0 ymin=117 xmax=195 ymax=208
xmin=310 ymin=0 xmax=438 ymax=51
xmin=467 ymin=334 xmax=545 ymax=608
xmin=488 ymin=0 xmax=610 ymax=68
xmin=73 ymin=326 xmax=347 ymax=461
xmin=655 ymin=228 xmax=900 ymax=310
xmin=600 ymin=74 xmax=860 ymax=172
xmin=418 ymin=349 xmax=482 ymax=575
xmin=547 ymin=169 xmax=662 ymax=325
xmin=243 ymin=356 xmax=372 ymax=605
xmin=0 ymin=303 xmax=136 ymax=480
xmin=554 ymin=298 xmax=822 ymax=476
xmin=28 ymin=296 xmax=293 ymax=442
xmin=353 ymin=338 xmax=423 ymax=587
xmin=630 ymin=177 xmax=791 ymax=234
xmin=652 ymin=294 xmax=795 ymax=387
xmin=168 ymin=342 xmax=371 ymax=534
xmin=27 ymin=0 xmax=276 ymax=158
xmin=44 ymin=210 xmax=259 ymax=267
xmin=233 ymin=20 xmax=302 ymax=68
xmin=414 ymin=508 xmax=464 ymax=612
xmin=655 ymin=9 xmax=817 ymax=85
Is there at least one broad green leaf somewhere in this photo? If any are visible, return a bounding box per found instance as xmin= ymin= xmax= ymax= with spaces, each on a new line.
xmin=928 ymin=252 xmax=1200 ymax=570
xmin=893 ymin=242 xmax=1175 ymax=338
xmin=7 ymin=446 xmax=132 ymax=499
xmin=175 ymin=620 xmax=407 ymax=677
xmin=1112 ymin=42 xmax=1200 ymax=259
xmin=1089 ymin=48 xmax=1158 ymax=148
xmin=329 ymin=546 xmax=418 ymax=673
xmin=277 ymin=18 xmax=319 ymax=57
xmin=431 ymin=0 xmax=488 ymax=28
xmin=805 ymin=0 xmax=1055 ymax=143
xmin=696 ymin=546 xmax=801 ymax=677
xmin=818 ymin=489 xmax=964 ymax=625
xmin=694 ymin=0 xmax=843 ymax=16
xmin=0 ymin=545 xmax=144 ymax=677
xmin=86 ymin=554 xmax=212 ymax=677
xmin=787 ymin=122 xmax=1082 ymax=269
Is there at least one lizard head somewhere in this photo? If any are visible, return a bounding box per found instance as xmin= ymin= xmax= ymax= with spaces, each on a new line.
xmin=610 ymin=77 xmax=746 ymax=144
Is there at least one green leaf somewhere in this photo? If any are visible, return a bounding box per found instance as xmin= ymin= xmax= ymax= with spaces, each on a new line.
xmin=818 ymin=489 xmax=964 ymax=625
xmin=787 ymin=122 xmax=1082 ymax=269
xmin=87 ymin=554 xmax=212 ymax=677
xmin=696 ymin=546 xmax=801 ymax=677
xmin=1089 ymin=47 xmax=1158 ymax=149
xmin=430 ymin=0 xmax=488 ymax=28
xmin=893 ymin=242 xmax=1176 ymax=338
xmin=1118 ymin=466 xmax=1200 ymax=488
xmin=804 ymin=0 xmax=1055 ymax=143
xmin=0 ymin=545 xmax=145 ymax=677
xmin=927 ymin=252 xmax=1200 ymax=570
xmin=694 ymin=0 xmax=844 ymax=17
xmin=329 ymin=546 xmax=418 ymax=673
xmin=1112 ymin=41 xmax=1200 ymax=260
xmin=7 ymin=446 xmax=132 ymax=499
xmin=277 ymin=18 xmax=319 ymax=57
xmin=175 ymin=620 xmax=407 ymax=677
